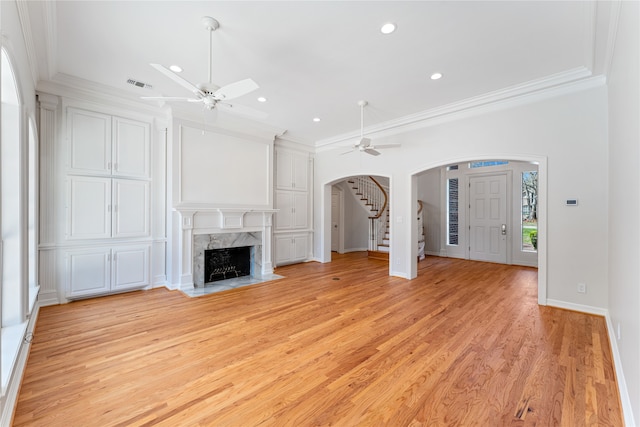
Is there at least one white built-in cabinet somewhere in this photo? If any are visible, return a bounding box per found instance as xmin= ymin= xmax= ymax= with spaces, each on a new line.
xmin=65 ymin=245 xmax=150 ymax=298
xmin=64 ymin=107 xmax=152 ymax=298
xmin=274 ymin=147 xmax=312 ymax=266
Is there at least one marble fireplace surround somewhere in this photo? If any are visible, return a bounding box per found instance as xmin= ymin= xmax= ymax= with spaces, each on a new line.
xmin=175 ymin=208 xmax=276 ymax=290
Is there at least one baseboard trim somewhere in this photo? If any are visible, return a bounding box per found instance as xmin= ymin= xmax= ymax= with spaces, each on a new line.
xmin=604 ymin=312 xmax=636 ymax=427
xmin=1 ymin=303 xmax=40 ymax=426
xmin=546 ymin=299 xmax=608 ymax=316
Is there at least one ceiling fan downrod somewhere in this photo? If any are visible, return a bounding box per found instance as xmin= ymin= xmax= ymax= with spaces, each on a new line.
xmin=202 ymin=16 xmax=220 ymax=85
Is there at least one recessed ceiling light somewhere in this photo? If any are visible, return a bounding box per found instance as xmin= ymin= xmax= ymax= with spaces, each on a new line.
xmin=169 ymin=65 xmax=183 ymax=73
xmin=380 ymin=23 xmax=396 ymax=34
xmin=257 ymin=96 xmax=267 ymax=103
xmin=431 ymin=72 xmax=443 ymax=80
xmin=313 ymin=117 xmax=321 ymax=122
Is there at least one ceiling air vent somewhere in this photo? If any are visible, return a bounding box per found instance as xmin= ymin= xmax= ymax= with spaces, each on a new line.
xmin=127 ymin=79 xmax=152 ymax=89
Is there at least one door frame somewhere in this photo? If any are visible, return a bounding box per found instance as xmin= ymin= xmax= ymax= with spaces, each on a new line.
xmin=331 ymin=187 xmax=345 ymax=253
xmin=466 ymin=171 xmax=512 ymax=264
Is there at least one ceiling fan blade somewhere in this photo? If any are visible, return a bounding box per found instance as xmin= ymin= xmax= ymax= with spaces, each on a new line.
xmin=373 ymin=144 xmax=401 ymax=149
xmin=213 ymin=78 xmax=259 ymax=101
xmin=364 ymin=148 xmax=381 ymax=156
xmin=141 ymin=96 xmax=200 ymax=101
xmin=150 ymin=63 xmax=205 ymax=97
xmin=217 ymin=102 xmax=268 ymax=120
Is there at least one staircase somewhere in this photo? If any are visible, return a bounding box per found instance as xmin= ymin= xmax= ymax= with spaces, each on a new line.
xmin=347 ymin=177 xmax=389 ymax=259
xmin=346 ymin=176 xmax=426 ymax=261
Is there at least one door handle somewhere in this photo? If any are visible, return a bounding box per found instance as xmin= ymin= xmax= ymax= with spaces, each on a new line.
xmin=501 ymin=224 xmax=507 ymax=235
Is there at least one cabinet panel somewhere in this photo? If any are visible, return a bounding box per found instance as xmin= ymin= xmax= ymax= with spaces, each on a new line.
xmin=275 ymin=235 xmax=294 ymax=265
xmin=68 ymin=108 xmax=112 ymax=174
xmin=292 ymin=153 xmax=309 ymax=191
xmin=276 ymin=149 xmax=308 ymax=191
xmin=275 ymin=191 xmax=308 ymax=230
xmin=113 ymin=179 xmax=150 ymax=238
xmin=68 ymin=176 xmax=111 ymax=239
xmin=293 ymin=192 xmax=309 ymax=228
xmin=113 ymin=117 xmax=150 ymax=178
xmin=274 ymin=233 xmax=309 ymax=266
xmin=276 ymin=150 xmax=294 ymax=190
xmin=67 ymin=249 xmax=111 ymax=297
xmin=293 ymin=234 xmax=309 ymax=260
xmin=113 ymin=245 xmax=150 ymax=291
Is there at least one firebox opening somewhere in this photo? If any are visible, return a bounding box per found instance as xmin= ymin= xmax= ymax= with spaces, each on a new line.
xmin=204 ymin=246 xmax=252 ymax=284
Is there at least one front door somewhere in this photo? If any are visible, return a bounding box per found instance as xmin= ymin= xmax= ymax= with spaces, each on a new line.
xmin=469 ymin=174 xmax=507 ymax=263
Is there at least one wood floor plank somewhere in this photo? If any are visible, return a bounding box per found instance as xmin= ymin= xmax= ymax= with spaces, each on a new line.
xmin=13 ymin=253 xmax=623 ymax=426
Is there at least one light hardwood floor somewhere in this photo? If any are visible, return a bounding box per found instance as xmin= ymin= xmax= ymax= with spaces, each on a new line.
xmin=14 ymin=253 xmax=622 ymax=426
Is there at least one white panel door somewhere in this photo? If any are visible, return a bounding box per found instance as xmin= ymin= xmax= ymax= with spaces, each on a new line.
xmin=68 ymin=108 xmax=112 ymax=175
xmin=112 ymin=179 xmax=150 ymax=238
xmin=112 ymin=245 xmax=150 ymax=291
xmin=68 ymin=176 xmax=111 ymax=239
xmin=113 ymin=117 xmax=150 ymax=178
xmin=469 ymin=174 xmax=507 ymax=263
xmin=331 ymin=191 xmax=340 ymax=251
xmin=67 ymin=248 xmax=111 ymax=297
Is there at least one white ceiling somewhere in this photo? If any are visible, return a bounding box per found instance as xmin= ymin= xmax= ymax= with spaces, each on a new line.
xmin=22 ymin=1 xmax=612 ymax=146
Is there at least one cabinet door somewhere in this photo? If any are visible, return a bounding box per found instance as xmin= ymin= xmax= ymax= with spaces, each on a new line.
xmin=68 ymin=108 xmax=112 ymax=175
xmin=275 ymin=191 xmax=293 ymax=229
xmin=113 ymin=117 xmax=150 ymax=178
xmin=112 ymin=245 xmax=150 ymax=291
xmin=276 ymin=149 xmax=309 ymax=191
xmin=291 ymin=152 xmax=309 ymax=191
xmin=293 ymin=234 xmax=309 ymax=260
xmin=67 ymin=176 xmax=111 ymax=239
xmin=293 ymin=192 xmax=309 ymax=228
xmin=113 ymin=179 xmax=150 ymax=238
xmin=66 ymin=248 xmax=111 ymax=297
xmin=276 ymin=150 xmax=294 ymax=190
xmin=275 ymin=235 xmax=294 ymax=265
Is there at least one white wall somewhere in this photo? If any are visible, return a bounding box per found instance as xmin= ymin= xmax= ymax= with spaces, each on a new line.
xmin=416 ymin=168 xmax=441 ymax=255
xmin=315 ymin=82 xmax=608 ymax=311
xmin=607 ymin=1 xmax=639 ymax=424
xmin=335 ymin=181 xmax=368 ymax=252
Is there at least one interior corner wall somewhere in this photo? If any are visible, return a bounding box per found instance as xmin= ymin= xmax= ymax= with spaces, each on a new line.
xmin=416 ymin=168 xmax=441 ymax=255
xmin=315 ymin=83 xmax=609 ymax=310
xmin=607 ymin=1 xmax=640 ymax=423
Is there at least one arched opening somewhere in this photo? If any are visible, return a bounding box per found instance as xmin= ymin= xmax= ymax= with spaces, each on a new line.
xmin=410 ymin=155 xmax=547 ymax=304
xmin=321 ymin=174 xmax=392 ymax=270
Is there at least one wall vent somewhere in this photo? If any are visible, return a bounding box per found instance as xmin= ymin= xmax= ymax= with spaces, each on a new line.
xmin=127 ymin=79 xmax=152 ymax=89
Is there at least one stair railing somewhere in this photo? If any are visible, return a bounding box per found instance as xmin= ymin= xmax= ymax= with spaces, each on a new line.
xmin=367 ymin=176 xmax=388 ymax=251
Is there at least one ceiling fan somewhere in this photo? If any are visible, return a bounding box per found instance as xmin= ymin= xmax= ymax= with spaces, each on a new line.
xmin=142 ymin=16 xmax=266 ymax=119
xmin=343 ymin=100 xmax=400 ymax=156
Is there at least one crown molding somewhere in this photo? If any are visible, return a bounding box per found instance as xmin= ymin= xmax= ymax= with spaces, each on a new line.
xmin=316 ymin=67 xmax=595 ymax=149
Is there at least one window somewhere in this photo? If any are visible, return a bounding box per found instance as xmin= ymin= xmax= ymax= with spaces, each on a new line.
xmin=521 ymin=171 xmax=538 ymax=252
xmin=447 ymin=178 xmax=459 ymax=245
xmin=469 ymin=160 xmax=509 ymax=168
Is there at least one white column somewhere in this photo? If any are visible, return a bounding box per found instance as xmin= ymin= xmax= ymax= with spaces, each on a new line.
xmin=178 ymin=210 xmax=196 ymax=289
xmin=261 ymin=212 xmax=274 ymax=275
xmin=37 ymin=94 xmax=61 ymax=305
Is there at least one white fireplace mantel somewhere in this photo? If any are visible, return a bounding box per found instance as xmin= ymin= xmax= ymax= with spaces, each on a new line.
xmin=174 ymin=207 xmax=277 ymax=289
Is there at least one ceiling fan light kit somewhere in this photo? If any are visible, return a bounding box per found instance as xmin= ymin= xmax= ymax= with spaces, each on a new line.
xmin=142 ymin=16 xmax=266 ymax=119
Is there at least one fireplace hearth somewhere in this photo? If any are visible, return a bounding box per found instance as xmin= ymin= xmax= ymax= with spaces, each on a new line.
xmin=204 ymin=246 xmax=251 ymax=283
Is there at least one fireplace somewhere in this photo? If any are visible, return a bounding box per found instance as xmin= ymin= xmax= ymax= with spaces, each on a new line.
xmin=204 ymin=246 xmax=252 ymax=283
